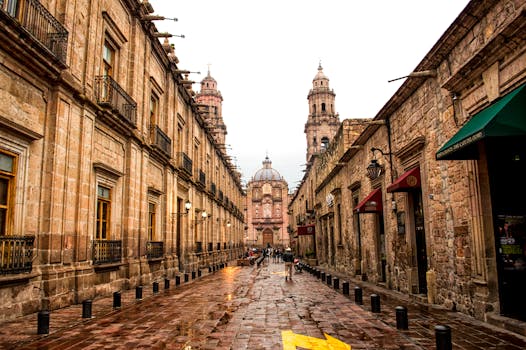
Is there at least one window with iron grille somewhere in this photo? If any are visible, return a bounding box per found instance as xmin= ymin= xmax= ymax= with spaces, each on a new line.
xmin=96 ymin=186 xmax=111 ymax=239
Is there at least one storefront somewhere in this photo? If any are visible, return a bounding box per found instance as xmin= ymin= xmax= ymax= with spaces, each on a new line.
xmin=437 ymin=83 xmax=526 ymax=321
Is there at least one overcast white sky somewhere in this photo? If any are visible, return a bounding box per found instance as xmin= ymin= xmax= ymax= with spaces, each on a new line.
xmin=150 ymin=0 xmax=470 ymax=191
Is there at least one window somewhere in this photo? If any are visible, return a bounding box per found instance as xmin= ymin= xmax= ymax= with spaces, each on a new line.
xmin=322 ymin=103 xmax=326 ymax=112
xmin=2 ymin=0 xmax=19 ymax=17
xmin=103 ymin=40 xmax=115 ymax=77
xmin=148 ymin=202 xmax=156 ymax=241
xmin=96 ymin=185 xmax=111 ymax=239
xmin=321 ymin=137 xmax=329 ymax=150
xmin=150 ymin=93 xmax=159 ymax=126
xmin=0 ymin=151 xmax=16 ymax=235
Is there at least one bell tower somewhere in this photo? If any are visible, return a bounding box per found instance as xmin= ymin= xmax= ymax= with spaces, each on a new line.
xmin=195 ymin=68 xmax=227 ymax=147
xmin=304 ymin=63 xmax=340 ymax=161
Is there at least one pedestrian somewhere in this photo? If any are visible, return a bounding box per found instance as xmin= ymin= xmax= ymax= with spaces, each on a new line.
xmin=283 ymin=247 xmax=294 ymax=281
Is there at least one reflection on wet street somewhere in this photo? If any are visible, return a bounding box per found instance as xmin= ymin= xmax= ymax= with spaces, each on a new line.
xmin=1 ymin=261 xmax=526 ymax=349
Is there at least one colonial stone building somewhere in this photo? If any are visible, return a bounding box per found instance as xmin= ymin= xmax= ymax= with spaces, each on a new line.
xmin=289 ymin=0 xmax=526 ymax=335
xmin=0 ymin=0 xmax=245 ymax=321
xmin=245 ymin=157 xmax=289 ymax=248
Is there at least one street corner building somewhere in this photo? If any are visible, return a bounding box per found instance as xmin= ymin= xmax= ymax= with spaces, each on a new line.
xmin=288 ymin=0 xmax=526 ymax=336
xmin=0 ymin=0 xmax=245 ymax=321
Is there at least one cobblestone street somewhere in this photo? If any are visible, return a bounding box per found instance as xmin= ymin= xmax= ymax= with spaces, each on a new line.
xmin=0 ymin=260 xmax=525 ymax=349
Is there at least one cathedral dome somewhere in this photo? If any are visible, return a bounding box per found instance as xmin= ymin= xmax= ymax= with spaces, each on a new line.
xmin=252 ymin=156 xmax=283 ymax=181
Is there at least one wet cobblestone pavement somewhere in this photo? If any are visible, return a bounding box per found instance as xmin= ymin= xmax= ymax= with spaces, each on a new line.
xmin=0 ymin=260 xmax=525 ymax=349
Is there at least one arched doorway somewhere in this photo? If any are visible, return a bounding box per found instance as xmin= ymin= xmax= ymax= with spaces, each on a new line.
xmin=262 ymin=228 xmax=274 ymax=247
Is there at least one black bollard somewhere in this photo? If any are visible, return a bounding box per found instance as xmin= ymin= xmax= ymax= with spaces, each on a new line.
xmin=164 ymin=278 xmax=170 ymax=290
xmin=342 ymin=281 xmax=349 ymax=295
xmin=153 ymin=281 xmax=159 ymax=294
xmin=395 ymin=306 xmax=408 ymax=330
xmin=354 ymin=286 xmax=363 ymax=305
xmin=333 ymin=277 xmax=340 ymax=290
xmin=435 ymin=325 xmax=452 ymax=350
xmin=371 ymin=294 xmax=381 ymax=313
xmin=136 ymin=285 xmax=143 ymax=300
xmin=198 ymin=269 xmax=202 ymax=277
xmin=113 ymin=291 xmax=121 ymax=308
xmin=82 ymin=299 xmax=92 ymax=318
xmin=326 ymin=274 xmax=332 ymax=286
xmin=184 ymin=273 xmax=189 ymax=282
xmin=37 ymin=311 xmax=50 ymax=334
xmin=208 ymin=266 xmax=212 ymax=273
xmin=175 ymin=275 xmax=181 ymax=286
xmin=192 ymin=271 xmax=196 ymax=280
xmin=321 ymin=272 xmax=326 ymax=282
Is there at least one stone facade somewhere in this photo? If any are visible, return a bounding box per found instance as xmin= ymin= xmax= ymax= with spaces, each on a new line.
xmin=0 ymin=0 xmax=245 ymax=321
xmin=245 ymin=157 xmax=290 ymax=249
xmin=289 ymin=0 xmax=526 ymax=335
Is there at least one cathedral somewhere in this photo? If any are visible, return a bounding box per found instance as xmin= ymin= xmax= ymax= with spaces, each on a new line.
xmin=245 ymin=156 xmax=289 ymax=248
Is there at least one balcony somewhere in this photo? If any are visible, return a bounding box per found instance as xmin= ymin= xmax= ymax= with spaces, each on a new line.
xmin=211 ymin=182 xmax=217 ymax=196
xmin=177 ymin=152 xmax=192 ymax=177
xmin=0 ymin=235 xmax=34 ymax=274
xmin=94 ymin=75 xmax=137 ymax=126
xmin=195 ymin=241 xmax=203 ymax=254
xmin=146 ymin=241 xmax=164 ymax=260
xmin=1 ymin=0 xmax=68 ymax=65
xmin=198 ymin=169 xmax=206 ymax=187
xmin=218 ymin=190 xmax=224 ymax=202
xmin=150 ymin=125 xmax=171 ymax=158
xmin=92 ymin=240 xmax=122 ymax=265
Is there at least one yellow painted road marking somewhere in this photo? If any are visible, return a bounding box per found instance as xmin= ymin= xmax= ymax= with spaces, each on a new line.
xmin=281 ymin=330 xmax=351 ymax=350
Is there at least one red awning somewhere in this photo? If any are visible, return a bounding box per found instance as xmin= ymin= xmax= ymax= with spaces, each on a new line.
xmin=297 ymin=224 xmax=315 ymax=235
xmin=387 ymin=167 xmax=421 ymax=193
xmin=354 ymin=188 xmax=383 ymax=213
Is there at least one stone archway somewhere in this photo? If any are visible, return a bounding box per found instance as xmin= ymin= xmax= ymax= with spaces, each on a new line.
xmin=262 ymin=228 xmax=274 ymax=247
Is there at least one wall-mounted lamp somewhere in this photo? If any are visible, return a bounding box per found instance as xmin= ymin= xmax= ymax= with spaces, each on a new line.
xmin=366 ymin=147 xmax=391 ymax=180
xmin=226 ymin=221 xmax=231 ymax=228
xmin=175 ymin=200 xmax=192 ymax=216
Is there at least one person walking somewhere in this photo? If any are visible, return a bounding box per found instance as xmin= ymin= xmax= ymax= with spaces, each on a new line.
xmin=283 ymin=247 xmax=294 ymax=281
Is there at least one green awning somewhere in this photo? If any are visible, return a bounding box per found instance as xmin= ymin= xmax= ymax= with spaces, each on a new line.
xmin=436 ymin=83 xmax=526 ymax=160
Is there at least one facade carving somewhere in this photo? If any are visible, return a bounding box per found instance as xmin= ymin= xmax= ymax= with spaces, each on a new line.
xmin=289 ymin=0 xmax=526 ymax=335
xmin=0 ymin=0 xmax=245 ymax=321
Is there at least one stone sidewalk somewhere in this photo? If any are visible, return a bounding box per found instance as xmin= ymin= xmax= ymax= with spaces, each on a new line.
xmin=0 ymin=260 xmax=524 ymax=349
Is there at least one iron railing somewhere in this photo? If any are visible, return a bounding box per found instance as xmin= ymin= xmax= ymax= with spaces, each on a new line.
xmin=178 ymin=152 xmax=192 ymax=176
xmin=1 ymin=0 xmax=68 ymax=64
xmin=150 ymin=125 xmax=171 ymax=157
xmin=0 ymin=235 xmax=34 ymax=274
xmin=218 ymin=190 xmax=223 ymax=202
xmin=146 ymin=241 xmax=163 ymax=260
xmin=211 ymin=182 xmax=216 ymax=196
xmin=198 ymin=169 xmax=206 ymax=187
xmin=92 ymin=239 xmax=121 ymax=265
xmin=195 ymin=241 xmax=203 ymax=254
xmin=94 ymin=75 xmax=137 ymax=126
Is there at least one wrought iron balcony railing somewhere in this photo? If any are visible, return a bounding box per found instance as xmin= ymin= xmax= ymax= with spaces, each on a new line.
xmin=94 ymin=75 xmax=137 ymax=126
xmin=92 ymin=239 xmax=122 ymax=265
xmin=218 ymin=190 xmax=224 ymax=202
xmin=0 ymin=235 xmax=35 ymax=274
xmin=211 ymin=182 xmax=217 ymax=196
xmin=1 ymin=0 xmax=68 ymax=64
xmin=177 ymin=152 xmax=192 ymax=176
xmin=198 ymin=169 xmax=206 ymax=187
xmin=146 ymin=241 xmax=164 ymax=260
xmin=150 ymin=125 xmax=171 ymax=158
xmin=195 ymin=241 xmax=203 ymax=254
